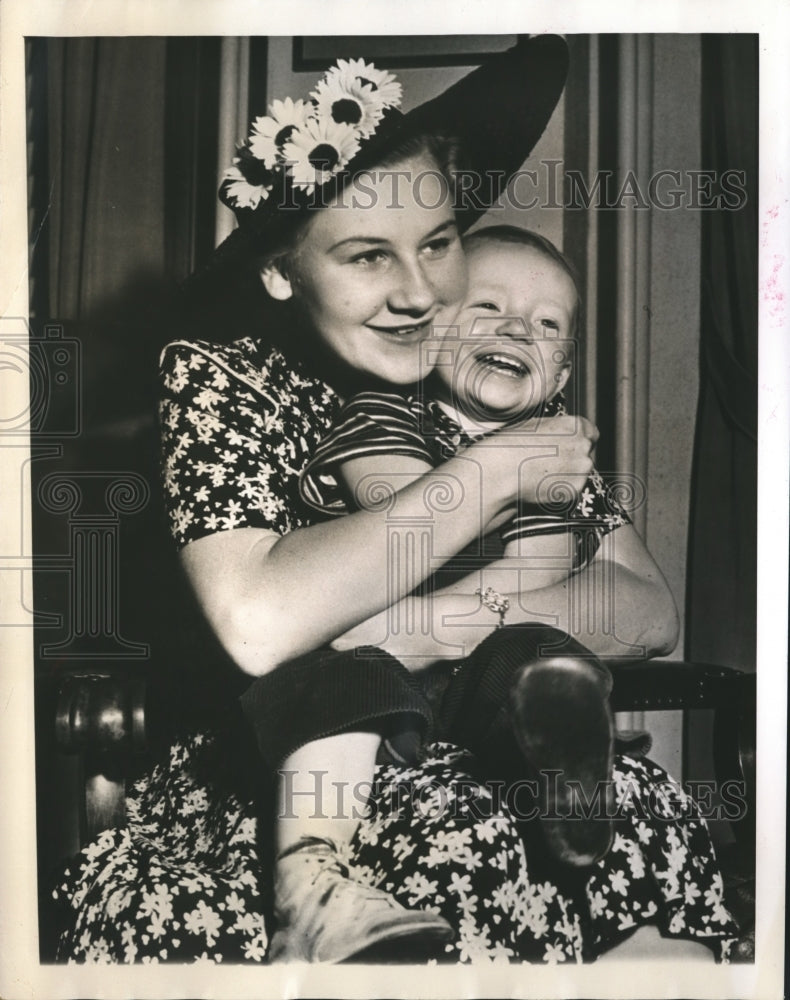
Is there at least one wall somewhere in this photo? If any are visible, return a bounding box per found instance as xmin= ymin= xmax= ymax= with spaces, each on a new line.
xmin=643 ymin=36 xmax=702 ymax=775
xmin=258 ymin=35 xmax=704 ymax=776
xmin=646 ymin=35 xmax=701 ymax=660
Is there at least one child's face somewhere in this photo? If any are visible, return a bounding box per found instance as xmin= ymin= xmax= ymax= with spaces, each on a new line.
xmin=436 ymin=241 xmax=575 ymax=422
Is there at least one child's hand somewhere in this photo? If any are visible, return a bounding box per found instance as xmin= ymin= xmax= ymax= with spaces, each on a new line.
xmin=469 ymin=414 xmax=598 ymax=508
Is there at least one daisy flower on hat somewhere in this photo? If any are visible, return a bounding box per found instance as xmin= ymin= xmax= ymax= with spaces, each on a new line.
xmin=220 ymin=56 xmax=404 ymax=208
xmin=249 ymin=97 xmax=313 ymax=168
xmin=329 ymin=57 xmax=402 ymax=105
xmin=312 ymin=58 xmax=403 ymax=138
xmin=220 ymin=145 xmax=275 ymax=211
xmin=283 ymin=117 xmax=361 ymax=191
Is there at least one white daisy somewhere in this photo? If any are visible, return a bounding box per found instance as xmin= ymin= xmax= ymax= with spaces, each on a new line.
xmin=326 ymin=57 xmax=402 ymax=111
xmin=282 ymin=118 xmax=360 ymax=192
xmin=249 ymin=97 xmax=312 ymax=167
xmin=220 ymin=161 xmax=272 ymax=211
xmin=311 ymin=75 xmax=383 ymax=139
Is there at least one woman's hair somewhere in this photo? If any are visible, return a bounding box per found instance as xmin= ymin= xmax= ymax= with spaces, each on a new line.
xmin=462 ymin=224 xmax=583 ymax=336
xmin=374 ymin=132 xmax=463 ymax=186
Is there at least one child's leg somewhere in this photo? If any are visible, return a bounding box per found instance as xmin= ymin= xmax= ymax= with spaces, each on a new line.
xmin=239 ymin=643 xmax=432 ymax=769
xmin=439 ymin=623 xmax=614 ymax=868
xmin=276 ymin=731 xmax=381 ymax=853
xmin=239 ymin=646 xmax=452 ymax=963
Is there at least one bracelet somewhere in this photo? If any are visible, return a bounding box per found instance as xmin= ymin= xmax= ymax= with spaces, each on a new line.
xmin=475 ymin=587 xmax=510 ymax=628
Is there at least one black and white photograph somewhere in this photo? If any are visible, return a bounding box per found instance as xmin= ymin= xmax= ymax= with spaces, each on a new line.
xmin=0 ymin=3 xmax=786 ymax=998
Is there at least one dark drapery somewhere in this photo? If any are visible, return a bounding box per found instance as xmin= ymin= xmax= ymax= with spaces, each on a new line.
xmin=45 ymin=38 xmax=167 ymax=320
xmin=33 ymin=36 xmax=221 ymax=429
xmin=687 ymin=36 xmax=758 ymax=672
xmin=29 ymin=37 xmax=226 ymax=916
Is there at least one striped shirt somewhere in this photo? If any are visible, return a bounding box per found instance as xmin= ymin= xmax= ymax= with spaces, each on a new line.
xmin=298 ymin=390 xmax=630 ymax=571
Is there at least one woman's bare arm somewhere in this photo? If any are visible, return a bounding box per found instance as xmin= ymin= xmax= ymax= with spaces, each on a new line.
xmin=331 ymin=523 xmax=679 ymax=669
xmin=336 ymin=452 xmax=516 ymax=531
xmin=180 ymin=416 xmax=597 ymax=676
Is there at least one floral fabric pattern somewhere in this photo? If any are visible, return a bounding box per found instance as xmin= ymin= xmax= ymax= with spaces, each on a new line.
xmin=52 ymin=732 xmax=738 ymax=964
xmin=103 ymin=336 xmax=742 ymax=966
xmin=159 ymin=339 xmax=338 ymax=548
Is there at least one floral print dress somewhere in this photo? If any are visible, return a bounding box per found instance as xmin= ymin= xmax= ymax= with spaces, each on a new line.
xmin=52 ymin=336 xmax=739 ymax=963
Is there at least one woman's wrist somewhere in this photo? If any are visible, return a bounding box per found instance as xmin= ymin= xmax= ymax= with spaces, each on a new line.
xmin=462 ymin=438 xmax=522 ymax=512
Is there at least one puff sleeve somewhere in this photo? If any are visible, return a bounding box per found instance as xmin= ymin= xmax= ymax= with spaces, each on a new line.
xmin=159 ymin=338 xmax=338 ymax=548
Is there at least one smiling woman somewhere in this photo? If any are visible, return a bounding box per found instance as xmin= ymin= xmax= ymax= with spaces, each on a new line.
xmin=159 ymin=40 xmax=608 ymax=962
xmin=259 ymin=150 xmax=468 ymax=386
xmin=51 ymin=37 xmax=742 ymax=966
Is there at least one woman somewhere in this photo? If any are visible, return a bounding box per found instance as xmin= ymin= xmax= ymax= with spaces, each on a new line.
xmin=55 ymin=38 xmax=738 ymax=964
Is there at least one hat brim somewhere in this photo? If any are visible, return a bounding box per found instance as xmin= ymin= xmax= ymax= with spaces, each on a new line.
xmin=206 ymin=35 xmax=569 ymax=271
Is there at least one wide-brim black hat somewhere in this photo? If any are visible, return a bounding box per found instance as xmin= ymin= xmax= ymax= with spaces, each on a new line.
xmin=207 ymin=35 xmax=568 ymax=273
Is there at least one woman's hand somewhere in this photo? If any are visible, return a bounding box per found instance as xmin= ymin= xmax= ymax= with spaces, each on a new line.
xmin=179 ymin=441 xmax=536 ymax=678
xmin=467 ymin=413 xmax=599 ymax=512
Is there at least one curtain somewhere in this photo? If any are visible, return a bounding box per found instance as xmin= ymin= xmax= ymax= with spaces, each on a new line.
xmin=687 ymin=36 xmax=758 ymax=672
xmin=34 ymin=37 xmax=221 ymax=430
xmin=46 ymin=38 xmax=167 ymax=320
xmin=30 ymin=37 xmax=223 ymax=883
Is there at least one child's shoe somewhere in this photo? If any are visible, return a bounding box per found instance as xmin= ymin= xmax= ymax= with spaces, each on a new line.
xmin=510 ymin=656 xmax=615 ymax=867
xmin=269 ymin=837 xmax=454 ymax=963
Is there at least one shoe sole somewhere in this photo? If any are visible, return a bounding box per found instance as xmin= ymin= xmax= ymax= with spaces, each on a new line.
xmin=341 ymin=920 xmax=454 ymax=963
xmin=510 ymin=658 xmax=614 ymax=867
xmin=269 ymin=914 xmax=453 ymax=964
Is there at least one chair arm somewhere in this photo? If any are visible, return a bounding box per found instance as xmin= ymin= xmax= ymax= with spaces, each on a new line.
xmin=54 ymin=659 xmax=756 ymax=844
xmin=55 ymin=661 xmax=746 ymax=750
xmin=607 ymin=659 xmax=751 ymax=712
xmin=54 ymin=667 xmax=150 ymax=839
xmin=609 ymin=659 xmax=755 ymax=846
xmin=55 ymin=668 xmax=148 ymax=755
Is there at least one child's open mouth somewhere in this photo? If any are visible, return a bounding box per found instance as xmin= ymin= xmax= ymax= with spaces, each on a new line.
xmin=474 ymin=351 xmax=531 ymax=379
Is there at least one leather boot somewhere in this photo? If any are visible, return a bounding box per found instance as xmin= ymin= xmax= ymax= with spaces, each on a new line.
xmin=509 ymin=656 xmax=615 ymax=867
xmin=268 ymin=837 xmax=454 ymax=963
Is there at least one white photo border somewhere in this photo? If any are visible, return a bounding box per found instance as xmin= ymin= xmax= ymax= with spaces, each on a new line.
xmin=0 ymin=2 xmax=786 ymax=998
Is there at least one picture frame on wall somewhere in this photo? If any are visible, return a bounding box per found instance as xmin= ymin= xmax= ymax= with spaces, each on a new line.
xmin=292 ymin=34 xmax=520 ymax=70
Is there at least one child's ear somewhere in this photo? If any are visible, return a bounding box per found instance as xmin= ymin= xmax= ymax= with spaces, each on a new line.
xmin=259 ymin=263 xmax=294 ymax=301
xmin=555 ymin=365 xmax=572 ymax=393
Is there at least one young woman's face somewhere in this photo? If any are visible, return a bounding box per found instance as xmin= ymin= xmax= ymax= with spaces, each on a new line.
xmin=266 ymin=153 xmax=468 ymax=385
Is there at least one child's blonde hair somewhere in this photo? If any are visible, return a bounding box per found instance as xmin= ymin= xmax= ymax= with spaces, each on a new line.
xmin=463 ymin=225 xmax=582 ymax=337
